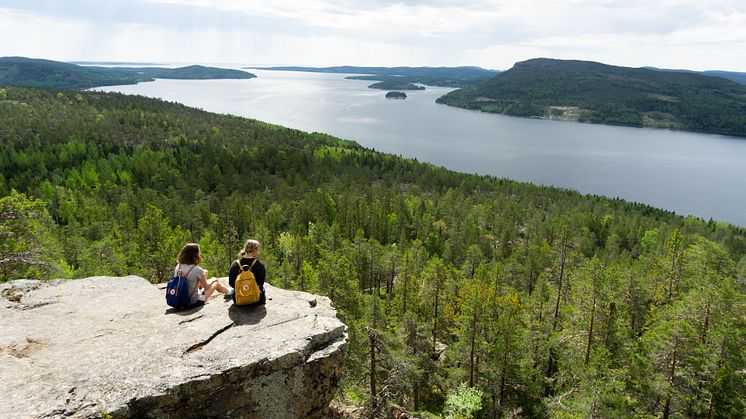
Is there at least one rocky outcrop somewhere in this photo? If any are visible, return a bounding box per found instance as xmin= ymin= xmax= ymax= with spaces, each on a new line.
xmin=0 ymin=276 xmax=347 ymax=418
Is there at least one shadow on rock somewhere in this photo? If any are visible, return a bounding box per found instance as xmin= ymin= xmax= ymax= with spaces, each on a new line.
xmin=164 ymin=302 xmax=205 ymax=316
xmin=228 ymin=304 xmax=267 ymax=326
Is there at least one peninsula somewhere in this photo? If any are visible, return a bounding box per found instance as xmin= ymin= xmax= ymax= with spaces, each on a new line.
xmin=437 ymin=58 xmax=746 ymax=137
xmin=254 ymin=65 xmax=499 ymax=88
xmin=0 ymin=57 xmax=256 ymax=90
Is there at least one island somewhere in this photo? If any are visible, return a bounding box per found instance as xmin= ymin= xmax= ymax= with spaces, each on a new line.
xmin=385 ymin=91 xmax=407 ymax=99
xmin=0 ymin=57 xmax=256 ymax=90
xmin=437 ymin=58 xmax=746 ymax=138
xmin=371 ymin=81 xmax=423 ymax=91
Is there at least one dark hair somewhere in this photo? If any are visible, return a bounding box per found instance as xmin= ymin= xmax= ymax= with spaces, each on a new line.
xmin=177 ymin=243 xmax=202 ymax=265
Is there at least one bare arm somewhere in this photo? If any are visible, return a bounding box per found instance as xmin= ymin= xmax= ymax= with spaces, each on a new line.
xmin=197 ymin=270 xmax=209 ymax=289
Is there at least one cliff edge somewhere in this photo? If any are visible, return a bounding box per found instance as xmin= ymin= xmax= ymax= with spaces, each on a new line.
xmin=0 ymin=276 xmax=348 ymax=418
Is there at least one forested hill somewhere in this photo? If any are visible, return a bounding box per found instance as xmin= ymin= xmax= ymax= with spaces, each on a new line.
xmin=0 ymin=57 xmax=255 ymax=89
xmin=437 ymin=58 xmax=746 ymax=137
xmin=1 ymin=86 xmax=745 ymax=418
xmin=257 ymin=65 xmax=499 ymax=88
xmin=702 ymin=70 xmax=746 ymax=84
xmin=146 ymin=64 xmax=255 ymax=80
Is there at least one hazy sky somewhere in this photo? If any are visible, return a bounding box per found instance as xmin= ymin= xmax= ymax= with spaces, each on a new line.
xmin=1 ymin=0 xmax=745 ymax=71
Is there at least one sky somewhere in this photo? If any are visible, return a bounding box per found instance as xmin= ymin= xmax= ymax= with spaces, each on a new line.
xmin=1 ymin=0 xmax=746 ymax=71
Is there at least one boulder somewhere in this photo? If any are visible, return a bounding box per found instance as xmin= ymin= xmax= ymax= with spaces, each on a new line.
xmin=0 ymin=276 xmax=347 ymax=418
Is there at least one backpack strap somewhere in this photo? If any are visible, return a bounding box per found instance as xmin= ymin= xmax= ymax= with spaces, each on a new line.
xmin=237 ymin=259 xmax=258 ymax=272
xmin=177 ymin=264 xmax=197 ymax=278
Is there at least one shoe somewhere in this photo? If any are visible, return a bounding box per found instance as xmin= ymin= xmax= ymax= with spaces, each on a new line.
xmin=224 ymin=288 xmax=235 ymax=299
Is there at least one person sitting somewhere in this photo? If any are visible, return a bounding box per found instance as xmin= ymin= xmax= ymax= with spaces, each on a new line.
xmin=175 ymin=243 xmax=228 ymax=307
xmin=228 ymin=239 xmax=267 ymax=304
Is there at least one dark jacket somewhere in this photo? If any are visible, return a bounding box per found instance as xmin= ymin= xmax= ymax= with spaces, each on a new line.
xmin=229 ymin=257 xmax=266 ymax=304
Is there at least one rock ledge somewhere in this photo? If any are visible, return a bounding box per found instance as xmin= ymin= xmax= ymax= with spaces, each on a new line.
xmin=0 ymin=276 xmax=347 ymax=418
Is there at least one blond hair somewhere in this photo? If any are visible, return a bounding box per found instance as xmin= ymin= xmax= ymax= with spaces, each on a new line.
xmin=240 ymin=239 xmax=261 ymax=257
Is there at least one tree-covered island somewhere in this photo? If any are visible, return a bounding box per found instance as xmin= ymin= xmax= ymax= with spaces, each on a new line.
xmin=385 ymin=91 xmax=407 ymax=99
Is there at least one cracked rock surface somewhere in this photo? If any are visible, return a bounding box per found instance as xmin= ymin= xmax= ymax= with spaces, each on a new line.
xmin=1 ymin=276 xmax=348 ymax=418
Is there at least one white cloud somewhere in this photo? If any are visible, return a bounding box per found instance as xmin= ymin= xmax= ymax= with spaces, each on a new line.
xmin=145 ymin=0 xmax=507 ymax=38
xmin=0 ymin=8 xmax=94 ymax=60
xmin=466 ymin=20 xmax=746 ymax=71
xmin=1 ymin=1 xmax=746 ymax=70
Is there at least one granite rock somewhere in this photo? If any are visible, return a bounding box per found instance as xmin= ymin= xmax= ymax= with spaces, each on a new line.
xmin=0 ymin=276 xmax=347 ymax=418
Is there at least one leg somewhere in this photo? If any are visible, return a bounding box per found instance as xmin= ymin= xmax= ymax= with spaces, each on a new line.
xmin=213 ymin=280 xmax=228 ymax=294
xmin=203 ymin=280 xmax=228 ymax=300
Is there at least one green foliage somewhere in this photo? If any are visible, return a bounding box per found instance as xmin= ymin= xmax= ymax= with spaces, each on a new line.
xmin=444 ymin=383 xmax=484 ymax=419
xmin=0 ymin=191 xmax=67 ymax=281
xmin=438 ymin=58 xmax=746 ymax=137
xmin=134 ymin=205 xmax=188 ymax=283
xmin=0 ymin=86 xmax=744 ymax=417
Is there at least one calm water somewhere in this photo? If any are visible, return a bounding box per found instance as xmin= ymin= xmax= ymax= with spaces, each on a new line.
xmin=97 ymin=70 xmax=746 ymax=227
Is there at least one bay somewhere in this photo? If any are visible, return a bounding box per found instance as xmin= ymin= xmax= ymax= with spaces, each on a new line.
xmin=97 ymin=69 xmax=746 ymax=227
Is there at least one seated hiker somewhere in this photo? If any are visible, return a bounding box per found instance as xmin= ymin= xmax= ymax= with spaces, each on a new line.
xmin=228 ymin=239 xmax=267 ymax=305
xmin=175 ymin=243 xmax=228 ymax=306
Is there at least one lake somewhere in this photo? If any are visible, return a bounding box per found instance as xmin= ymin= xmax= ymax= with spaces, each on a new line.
xmin=97 ymin=70 xmax=746 ymax=227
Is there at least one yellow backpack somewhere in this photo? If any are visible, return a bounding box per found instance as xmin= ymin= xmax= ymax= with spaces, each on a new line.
xmin=234 ymin=259 xmax=260 ymax=305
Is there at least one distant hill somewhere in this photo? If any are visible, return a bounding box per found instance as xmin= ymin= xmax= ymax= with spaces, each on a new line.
xmin=255 ymin=65 xmax=499 ymax=88
xmin=148 ymin=65 xmax=254 ymax=80
xmin=0 ymin=57 xmax=255 ymax=89
xmin=0 ymin=57 xmax=148 ymax=89
xmin=437 ymin=58 xmax=746 ymax=137
xmin=703 ymin=70 xmax=746 ymax=85
xmin=645 ymin=66 xmax=746 ymax=85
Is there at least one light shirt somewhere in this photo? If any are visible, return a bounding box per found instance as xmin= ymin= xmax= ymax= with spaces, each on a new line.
xmin=173 ymin=263 xmax=206 ymax=305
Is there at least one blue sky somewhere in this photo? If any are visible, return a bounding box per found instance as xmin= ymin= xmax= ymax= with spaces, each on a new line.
xmin=1 ymin=0 xmax=745 ymax=71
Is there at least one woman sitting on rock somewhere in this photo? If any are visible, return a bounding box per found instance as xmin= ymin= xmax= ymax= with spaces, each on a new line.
xmin=228 ymin=239 xmax=267 ymax=305
xmin=175 ymin=243 xmax=228 ymax=306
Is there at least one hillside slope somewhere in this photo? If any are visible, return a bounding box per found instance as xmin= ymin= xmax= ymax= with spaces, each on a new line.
xmin=1 ymin=86 xmax=744 ymax=418
xmin=438 ymin=58 xmax=746 ymax=137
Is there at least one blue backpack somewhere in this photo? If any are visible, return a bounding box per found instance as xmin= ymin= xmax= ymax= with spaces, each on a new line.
xmin=166 ymin=264 xmax=197 ymax=309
